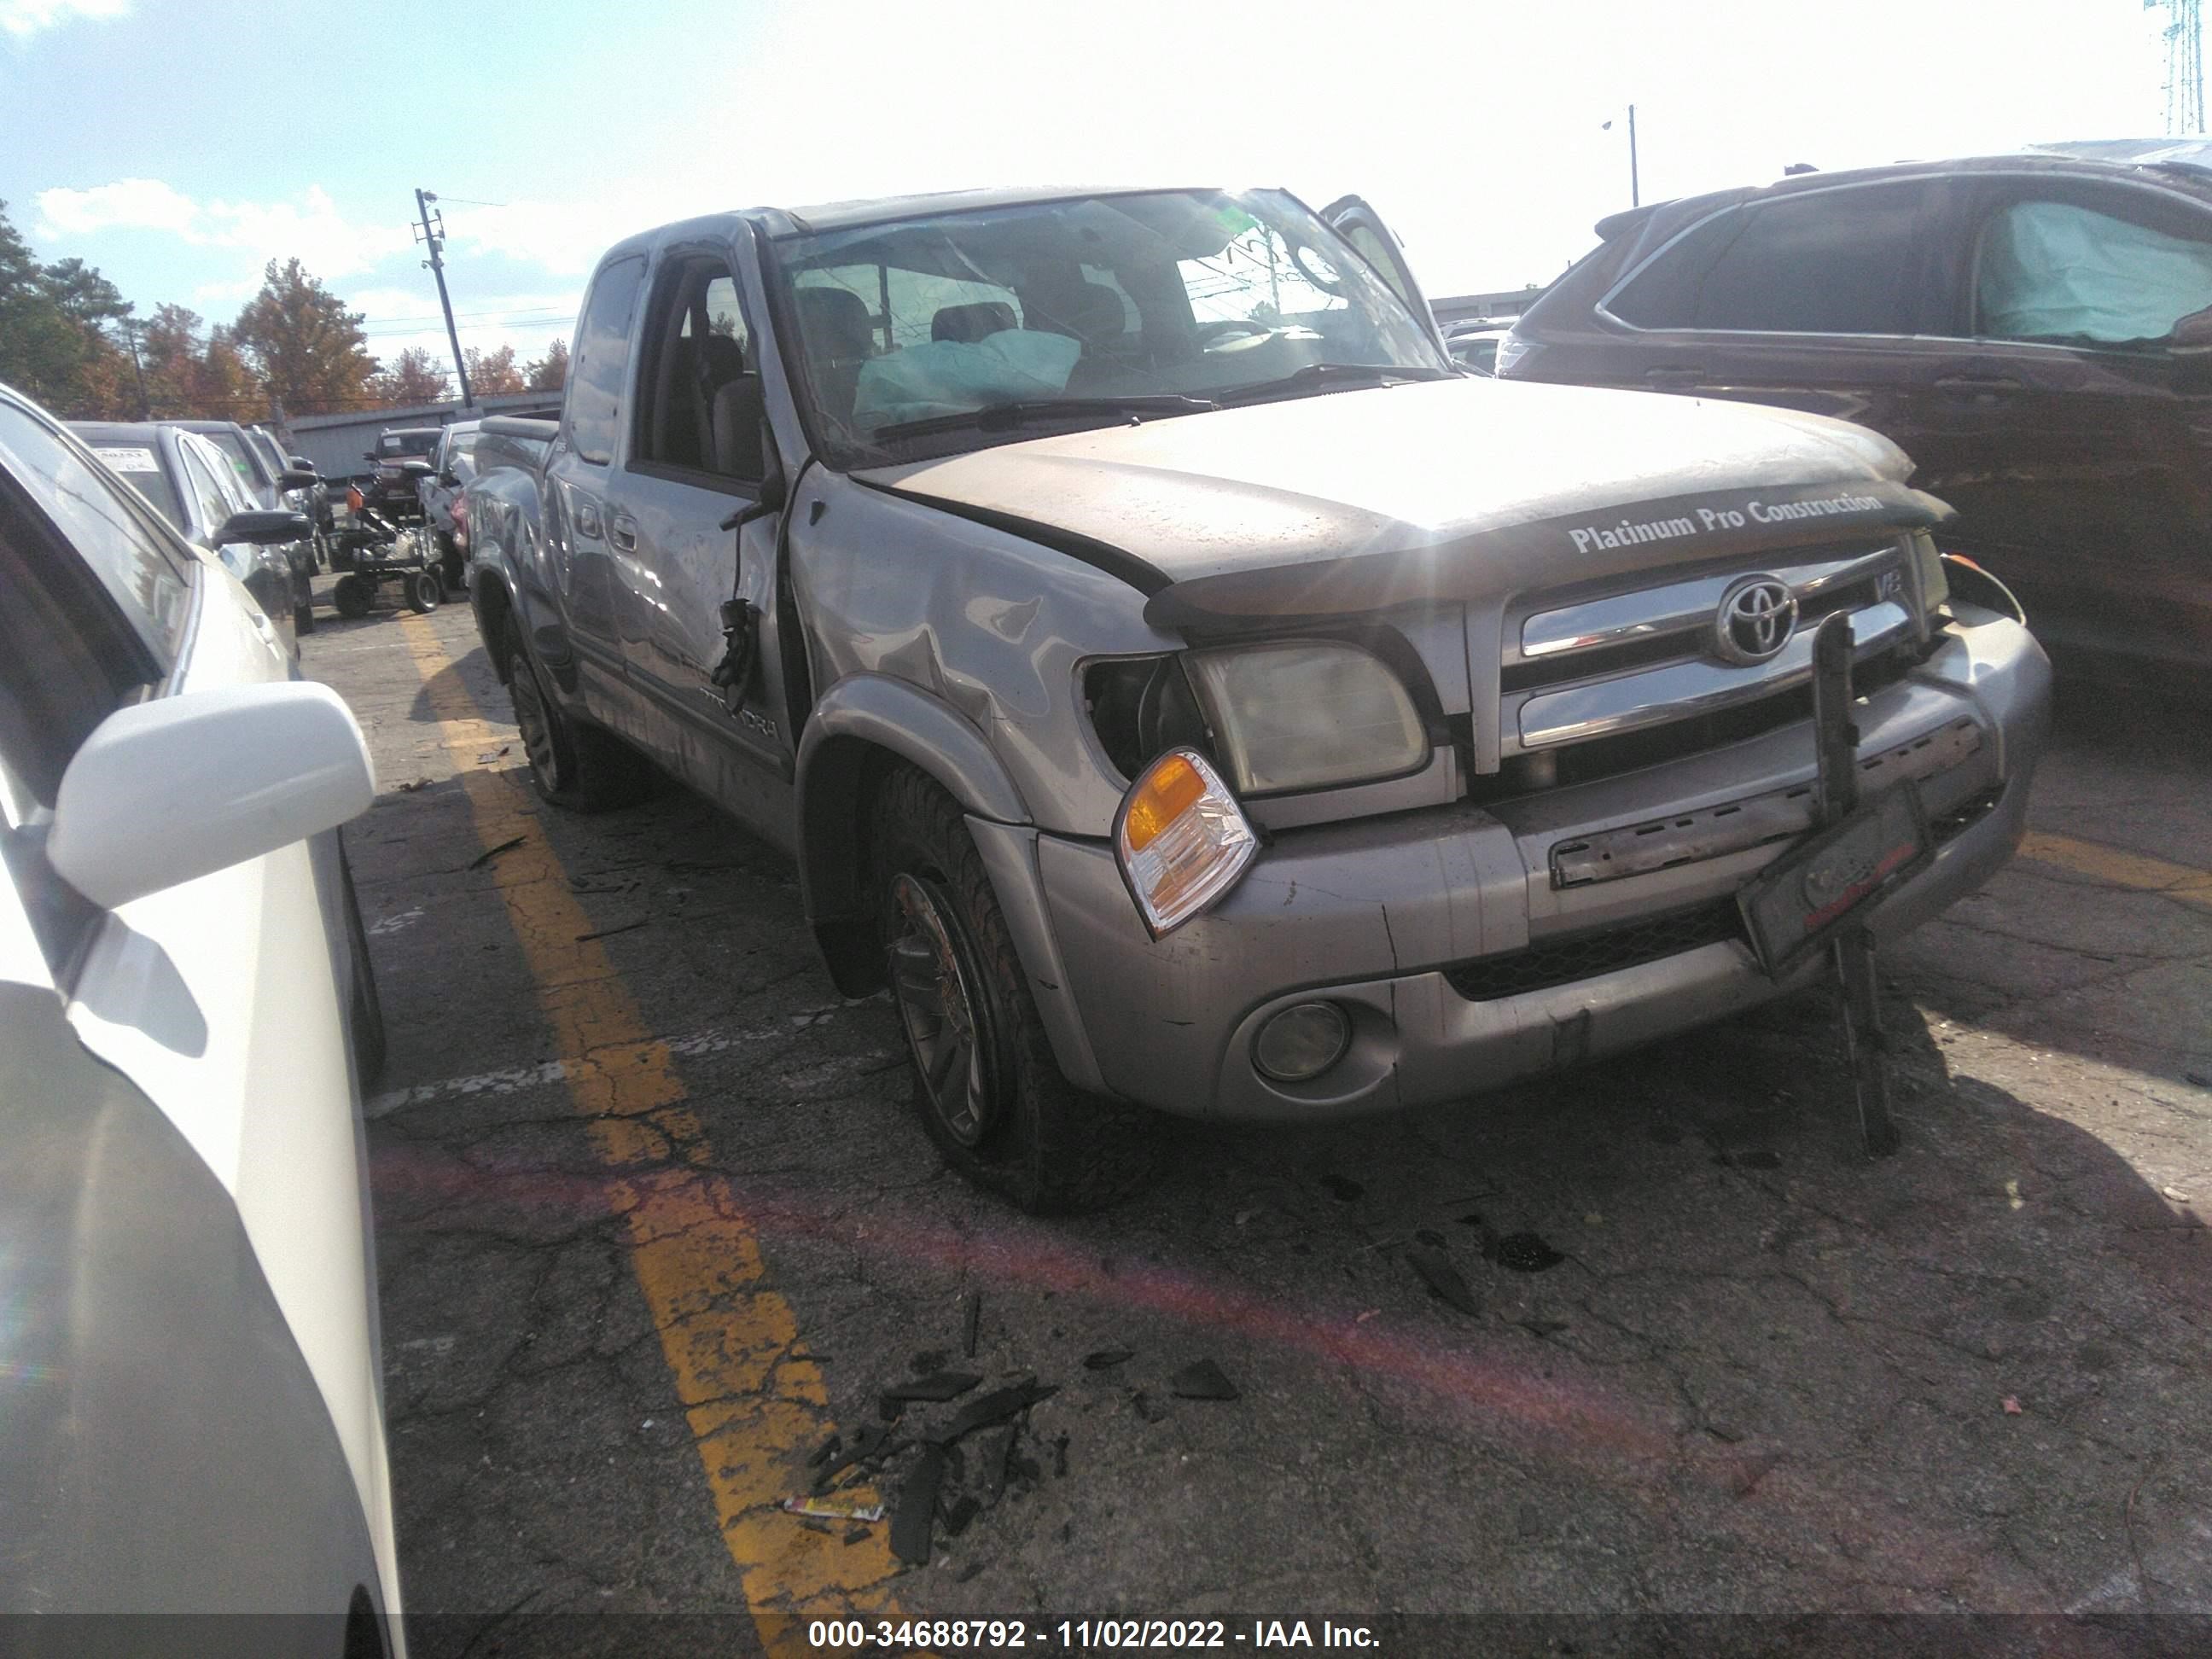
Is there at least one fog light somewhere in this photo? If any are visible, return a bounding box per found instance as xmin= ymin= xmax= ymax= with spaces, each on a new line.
xmin=1253 ymin=1001 xmax=1352 ymax=1083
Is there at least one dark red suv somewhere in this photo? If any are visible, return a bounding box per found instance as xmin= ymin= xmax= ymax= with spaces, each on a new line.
xmin=1499 ymin=142 xmax=2212 ymax=684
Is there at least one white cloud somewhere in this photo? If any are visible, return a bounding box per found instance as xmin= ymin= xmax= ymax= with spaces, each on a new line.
xmin=0 ymin=0 xmax=127 ymax=39
xmin=33 ymin=180 xmax=413 ymax=278
xmin=34 ymin=177 xmax=196 ymax=237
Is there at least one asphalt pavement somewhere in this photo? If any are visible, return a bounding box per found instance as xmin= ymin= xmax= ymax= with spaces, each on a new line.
xmin=304 ymin=586 xmax=2211 ymax=1657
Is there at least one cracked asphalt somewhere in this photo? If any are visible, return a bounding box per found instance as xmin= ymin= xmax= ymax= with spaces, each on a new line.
xmin=305 ymin=592 xmax=2210 ymax=1650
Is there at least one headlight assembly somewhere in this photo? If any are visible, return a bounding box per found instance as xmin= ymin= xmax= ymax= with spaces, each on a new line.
xmin=1185 ymin=641 xmax=1428 ymax=795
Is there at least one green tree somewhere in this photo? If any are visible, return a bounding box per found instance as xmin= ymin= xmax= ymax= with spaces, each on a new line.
xmin=524 ymin=335 xmax=568 ymax=391
xmin=232 ymin=257 xmax=375 ymax=416
xmin=463 ymin=342 xmax=525 ymax=397
xmin=0 ymin=199 xmax=134 ymax=416
xmin=367 ymin=346 xmax=450 ymax=406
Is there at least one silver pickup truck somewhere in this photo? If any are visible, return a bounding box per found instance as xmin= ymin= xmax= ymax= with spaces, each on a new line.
xmin=463 ymin=186 xmax=2050 ymax=1211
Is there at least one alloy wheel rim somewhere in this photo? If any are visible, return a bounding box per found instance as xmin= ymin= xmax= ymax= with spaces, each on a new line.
xmin=888 ymin=872 xmax=995 ymax=1147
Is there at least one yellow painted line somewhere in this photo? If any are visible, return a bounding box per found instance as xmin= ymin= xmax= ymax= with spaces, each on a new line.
xmin=393 ymin=614 xmax=902 ymax=1647
xmin=2019 ymin=830 xmax=2212 ymax=910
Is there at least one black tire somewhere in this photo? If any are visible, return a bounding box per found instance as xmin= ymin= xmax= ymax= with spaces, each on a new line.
xmin=872 ymin=765 xmax=1161 ymax=1213
xmin=439 ymin=538 xmax=465 ymax=595
xmin=405 ymin=568 xmax=442 ymax=614
xmin=333 ymin=573 xmax=373 ymax=619
xmin=338 ymin=841 xmax=387 ymax=1089
xmin=504 ymin=639 xmax=653 ymax=812
xmin=294 ymin=599 xmax=317 ymax=636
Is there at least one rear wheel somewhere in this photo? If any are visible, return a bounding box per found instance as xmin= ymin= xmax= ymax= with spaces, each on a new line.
xmin=872 ymin=765 xmax=1160 ymax=1213
xmin=436 ymin=533 xmax=465 ymax=594
xmin=504 ymin=639 xmax=653 ymax=812
xmin=405 ymin=568 xmax=442 ymax=613
xmin=332 ymin=573 xmax=373 ymax=619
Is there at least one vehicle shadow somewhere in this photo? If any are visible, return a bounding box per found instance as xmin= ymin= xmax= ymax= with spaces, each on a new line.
xmin=1883 ymin=674 xmax=2212 ymax=1092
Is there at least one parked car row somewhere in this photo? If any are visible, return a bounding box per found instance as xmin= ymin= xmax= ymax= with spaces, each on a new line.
xmin=457 ymin=179 xmax=2049 ymax=1214
xmin=70 ymin=420 xmax=314 ymax=649
xmin=0 ymin=381 xmax=399 ymax=1644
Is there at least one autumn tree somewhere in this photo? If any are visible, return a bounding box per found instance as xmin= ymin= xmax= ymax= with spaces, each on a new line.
xmin=367 ymin=346 xmax=450 ymax=406
xmin=232 ymin=257 xmax=375 ymax=416
xmin=524 ymin=336 xmax=569 ymax=391
xmin=463 ymin=342 xmax=526 ymax=397
xmin=119 ymin=304 xmax=261 ymax=421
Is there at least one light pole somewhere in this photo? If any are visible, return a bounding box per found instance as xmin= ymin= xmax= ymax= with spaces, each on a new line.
xmin=1603 ymin=106 xmax=1641 ymax=207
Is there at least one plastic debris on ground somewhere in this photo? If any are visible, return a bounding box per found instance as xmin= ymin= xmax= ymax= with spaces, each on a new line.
xmin=1405 ymin=1243 xmax=1481 ymax=1316
xmin=1168 ymin=1359 xmax=1239 ymax=1400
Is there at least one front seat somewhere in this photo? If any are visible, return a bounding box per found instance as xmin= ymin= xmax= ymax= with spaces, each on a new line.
xmin=690 ymin=332 xmax=748 ymax=471
xmin=794 ymin=288 xmax=876 ymax=426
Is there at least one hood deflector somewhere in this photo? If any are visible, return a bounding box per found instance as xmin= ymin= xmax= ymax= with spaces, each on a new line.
xmin=1143 ymin=479 xmax=1952 ymax=636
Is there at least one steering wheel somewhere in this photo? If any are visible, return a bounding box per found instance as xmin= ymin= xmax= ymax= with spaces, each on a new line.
xmin=1196 ymin=319 xmax=1275 ymax=353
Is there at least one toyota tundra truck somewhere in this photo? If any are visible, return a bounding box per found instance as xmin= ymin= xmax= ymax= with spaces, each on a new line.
xmin=463 ymin=185 xmax=2050 ymax=1212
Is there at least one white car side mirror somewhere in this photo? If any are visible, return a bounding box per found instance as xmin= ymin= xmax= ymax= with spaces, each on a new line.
xmin=48 ymin=683 xmax=375 ymax=911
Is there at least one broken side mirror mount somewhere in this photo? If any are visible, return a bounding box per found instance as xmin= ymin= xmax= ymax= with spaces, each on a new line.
xmin=711 ymin=438 xmax=787 ymax=715
xmin=716 ymin=438 xmax=787 ymax=537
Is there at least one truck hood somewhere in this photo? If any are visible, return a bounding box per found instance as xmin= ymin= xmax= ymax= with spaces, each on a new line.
xmin=859 ymin=376 xmax=1948 ymax=632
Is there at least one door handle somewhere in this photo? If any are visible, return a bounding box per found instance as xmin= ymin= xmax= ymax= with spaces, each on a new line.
xmin=573 ymin=500 xmax=602 ymax=538
xmin=608 ymin=515 xmax=637 ymax=552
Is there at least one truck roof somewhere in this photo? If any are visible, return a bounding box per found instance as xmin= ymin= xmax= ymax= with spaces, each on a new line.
xmin=772 ymin=183 xmax=1214 ymax=234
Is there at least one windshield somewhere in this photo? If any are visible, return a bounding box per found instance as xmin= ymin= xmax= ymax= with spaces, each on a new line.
xmin=768 ymin=189 xmax=1448 ymax=465
xmin=378 ymin=431 xmax=439 ymax=457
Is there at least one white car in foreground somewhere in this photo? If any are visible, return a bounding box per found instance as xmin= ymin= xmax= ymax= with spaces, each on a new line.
xmin=0 ymin=381 xmax=401 ymax=1653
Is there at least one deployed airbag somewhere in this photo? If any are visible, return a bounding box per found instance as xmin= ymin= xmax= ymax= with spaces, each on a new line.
xmin=1978 ymin=201 xmax=2212 ymax=343
xmin=853 ymin=329 xmax=1080 ymax=428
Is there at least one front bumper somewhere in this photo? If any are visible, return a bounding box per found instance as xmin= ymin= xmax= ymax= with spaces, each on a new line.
xmin=1025 ymin=610 xmax=2049 ymax=1124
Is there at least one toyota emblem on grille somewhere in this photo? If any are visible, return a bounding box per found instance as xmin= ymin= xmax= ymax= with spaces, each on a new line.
xmin=1713 ymin=575 xmax=1799 ymax=665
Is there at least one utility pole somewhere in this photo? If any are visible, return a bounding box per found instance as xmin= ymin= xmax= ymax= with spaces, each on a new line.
xmin=413 ymin=188 xmax=474 ymax=408
xmin=1629 ymin=104 xmax=1640 ymax=206
xmin=1603 ymin=107 xmax=1641 ymax=207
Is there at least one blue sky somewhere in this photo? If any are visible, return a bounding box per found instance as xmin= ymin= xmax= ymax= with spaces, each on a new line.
xmin=2 ymin=0 xmax=2183 ymax=374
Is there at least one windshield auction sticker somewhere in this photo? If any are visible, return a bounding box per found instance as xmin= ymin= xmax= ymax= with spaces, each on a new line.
xmin=91 ymin=445 xmax=160 ymax=474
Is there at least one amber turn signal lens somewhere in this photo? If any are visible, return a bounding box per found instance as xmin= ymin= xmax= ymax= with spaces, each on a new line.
xmin=1112 ymin=748 xmax=1259 ymax=938
xmin=1121 ymin=752 xmax=1208 ymax=853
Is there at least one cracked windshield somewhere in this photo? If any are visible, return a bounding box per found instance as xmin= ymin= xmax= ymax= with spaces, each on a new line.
xmin=776 ymin=189 xmax=1446 ymax=455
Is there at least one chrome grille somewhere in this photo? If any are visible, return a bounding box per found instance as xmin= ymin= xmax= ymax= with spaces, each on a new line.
xmin=1498 ymin=538 xmax=1920 ymax=760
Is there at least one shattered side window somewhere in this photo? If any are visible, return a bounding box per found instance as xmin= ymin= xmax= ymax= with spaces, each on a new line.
xmin=1976 ymin=198 xmax=2212 ymax=346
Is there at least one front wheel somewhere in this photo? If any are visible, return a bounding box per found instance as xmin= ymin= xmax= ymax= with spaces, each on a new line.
xmin=504 ymin=640 xmax=653 ymax=812
xmin=872 ymin=765 xmax=1161 ymax=1213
